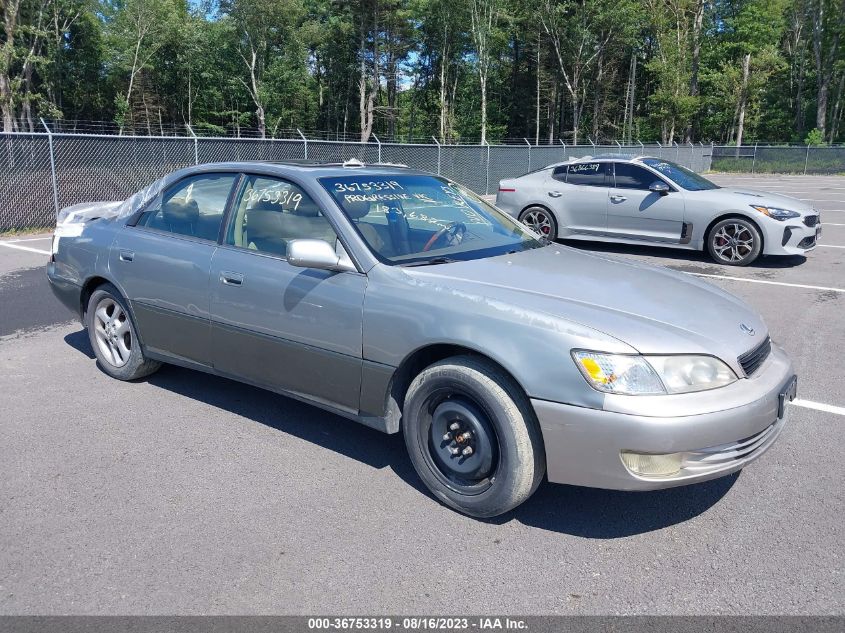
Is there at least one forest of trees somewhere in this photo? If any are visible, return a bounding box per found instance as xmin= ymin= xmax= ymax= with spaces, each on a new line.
xmin=1 ymin=0 xmax=844 ymax=144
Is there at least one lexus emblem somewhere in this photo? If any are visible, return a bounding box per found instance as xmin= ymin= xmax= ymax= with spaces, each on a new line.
xmin=740 ymin=323 xmax=755 ymax=336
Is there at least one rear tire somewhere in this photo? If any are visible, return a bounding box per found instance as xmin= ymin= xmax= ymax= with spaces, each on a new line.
xmin=519 ymin=206 xmax=558 ymax=240
xmin=402 ymin=356 xmax=546 ymax=518
xmin=706 ymin=217 xmax=762 ymax=266
xmin=86 ymin=283 xmax=161 ymax=381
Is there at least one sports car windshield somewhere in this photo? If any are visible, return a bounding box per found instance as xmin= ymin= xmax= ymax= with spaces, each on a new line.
xmin=640 ymin=158 xmax=720 ymax=191
xmin=320 ymin=174 xmax=546 ymax=265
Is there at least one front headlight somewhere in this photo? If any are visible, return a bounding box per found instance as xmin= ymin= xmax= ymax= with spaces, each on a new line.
xmin=751 ymin=205 xmax=800 ymax=221
xmin=572 ymin=351 xmax=737 ymax=395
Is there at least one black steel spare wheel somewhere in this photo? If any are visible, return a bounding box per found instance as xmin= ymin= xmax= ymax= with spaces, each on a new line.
xmin=402 ymin=355 xmax=546 ymax=517
xmin=427 ymin=395 xmax=499 ymax=491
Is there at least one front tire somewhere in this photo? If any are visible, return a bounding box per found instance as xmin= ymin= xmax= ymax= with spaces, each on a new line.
xmin=707 ymin=218 xmax=762 ymax=266
xmin=86 ymin=283 xmax=161 ymax=381
xmin=519 ymin=206 xmax=558 ymax=240
xmin=402 ymin=356 xmax=546 ymax=518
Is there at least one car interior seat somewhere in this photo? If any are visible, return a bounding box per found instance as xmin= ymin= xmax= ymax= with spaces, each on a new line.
xmin=159 ymin=199 xmax=199 ymax=236
xmin=343 ymin=199 xmax=387 ymax=255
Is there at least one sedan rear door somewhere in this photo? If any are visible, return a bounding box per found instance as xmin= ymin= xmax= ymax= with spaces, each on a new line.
xmin=110 ymin=172 xmax=239 ymax=367
xmin=547 ymin=162 xmax=609 ymax=236
xmin=605 ymin=162 xmax=687 ymax=243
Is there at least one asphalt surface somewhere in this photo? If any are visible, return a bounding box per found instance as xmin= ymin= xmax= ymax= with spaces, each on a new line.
xmin=0 ymin=174 xmax=843 ymax=615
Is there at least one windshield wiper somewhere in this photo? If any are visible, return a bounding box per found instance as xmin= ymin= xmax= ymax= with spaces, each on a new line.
xmin=399 ymin=257 xmax=460 ymax=267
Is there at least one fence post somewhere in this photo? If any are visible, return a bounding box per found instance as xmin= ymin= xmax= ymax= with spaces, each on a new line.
xmin=297 ymin=128 xmax=308 ymax=160
xmin=485 ymin=140 xmax=491 ymax=196
xmin=40 ymin=118 xmax=60 ymax=217
xmin=638 ymin=140 xmax=645 ymax=152
xmin=674 ymin=140 xmax=680 ymax=162
xmin=186 ymin=124 xmax=199 ymax=165
xmin=523 ymin=137 xmax=531 ymax=172
xmin=804 ymin=144 xmax=810 ymax=175
xmin=751 ymin=142 xmax=758 ymax=174
xmin=372 ymin=133 xmax=382 ymax=163
xmin=559 ymin=139 xmax=567 ymax=161
xmin=432 ymin=136 xmax=441 ymax=175
xmin=615 ymin=140 xmax=622 ymax=148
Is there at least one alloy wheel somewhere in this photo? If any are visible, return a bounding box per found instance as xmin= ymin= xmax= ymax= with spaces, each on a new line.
xmin=93 ymin=297 xmax=132 ymax=368
xmin=712 ymin=222 xmax=755 ymax=263
xmin=521 ymin=209 xmax=553 ymax=237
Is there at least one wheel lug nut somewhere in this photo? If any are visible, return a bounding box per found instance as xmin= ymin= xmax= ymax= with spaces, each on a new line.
xmin=462 ymin=446 xmax=473 ymax=456
xmin=459 ymin=432 xmax=472 ymax=442
xmin=442 ymin=433 xmax=452 ymax=441
xmin=449 ymin=446 xmax=460 ymax=455
xmin=449 ymin=422 xmax=460 ymax=431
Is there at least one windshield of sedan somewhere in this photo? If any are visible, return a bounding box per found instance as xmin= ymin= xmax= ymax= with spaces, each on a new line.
xmin=320 ymin=174 xmax=546 ymax=265
xmin=640 ymin=158 xmax=719 ymax=191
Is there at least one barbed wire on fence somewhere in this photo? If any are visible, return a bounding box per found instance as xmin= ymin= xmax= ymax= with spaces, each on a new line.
xmin=2 ymin=124 xmax=843 ymax=231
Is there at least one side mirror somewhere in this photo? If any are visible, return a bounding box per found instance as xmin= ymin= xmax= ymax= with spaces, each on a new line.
xmin=287 ymin=239 xmax=356 ymax=272
xmin=649 ymin=181 xmax=670 ymax=195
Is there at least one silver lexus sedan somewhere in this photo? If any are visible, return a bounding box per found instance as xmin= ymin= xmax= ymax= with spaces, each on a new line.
xmin=496 ymin=155 xmax=822 ymax=266
xmin=48 ymin=161 xmax=797 ymax=517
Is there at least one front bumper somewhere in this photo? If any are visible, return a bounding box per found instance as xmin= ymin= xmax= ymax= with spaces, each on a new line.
xmin=534 ymin=343 xmax=794 ymax=490
xmin=763 ymin=218 xmax=821 ymax=256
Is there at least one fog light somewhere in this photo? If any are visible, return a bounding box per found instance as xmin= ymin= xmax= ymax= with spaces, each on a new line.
xmin=620 ymin=451 xmax=683 ymax=477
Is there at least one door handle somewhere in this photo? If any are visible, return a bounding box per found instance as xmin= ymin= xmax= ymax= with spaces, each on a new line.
xmin=220 ymin=271 xmax=244 ymax=286
xmin=119 ymin=250 xmax=134 ymax=262
xmin=548 ymin=191 xmax=562 ymax=198
xmin=610 ymin=195 xmax=627 ymax=203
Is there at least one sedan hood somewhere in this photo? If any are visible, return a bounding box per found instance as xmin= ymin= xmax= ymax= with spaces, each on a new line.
xmin=405 ymin=246 xmax=767 ymax=367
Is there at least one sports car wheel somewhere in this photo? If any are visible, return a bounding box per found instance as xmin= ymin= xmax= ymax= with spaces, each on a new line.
xmin=402 ymin=356 xmax=545 ymax=518
xmin=707 ymin=218 xmax=762 ymax=266
xmin=86 ymin=283 xmax=161 ymax=381
xmin=519 ymin=207 xmax=558 ymax=240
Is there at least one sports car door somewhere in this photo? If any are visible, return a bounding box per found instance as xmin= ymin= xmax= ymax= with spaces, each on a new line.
xmin=605 ymin=162 xmax=686 ymax=243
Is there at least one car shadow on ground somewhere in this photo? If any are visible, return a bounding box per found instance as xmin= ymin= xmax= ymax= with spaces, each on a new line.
xmin=64 ymin=329 xmax=738 ymax=538
xmin=561 ymin=239 xmax=808 ymax=269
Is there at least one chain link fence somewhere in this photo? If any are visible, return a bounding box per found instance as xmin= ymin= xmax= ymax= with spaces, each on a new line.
xmin=2 ymin=130 xmax=721 ymax=231
xmin=710 ymin=144 xmax=845 ymax=174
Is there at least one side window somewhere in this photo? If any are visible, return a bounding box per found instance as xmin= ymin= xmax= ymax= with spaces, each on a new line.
xmin=226 ymin=175 xmax=337 ymax=257
xmin=137 ymin=173 xmax=237 ymax=240
xmin=614 ymin=163 xmax=663 ymax=190
xmin=566 ymin=162 xmax=607 ymax=187
xmin=551 ymin=165 xmax=568 ymax=182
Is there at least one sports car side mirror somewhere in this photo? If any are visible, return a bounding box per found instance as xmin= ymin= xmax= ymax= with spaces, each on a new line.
xmin=649 ymin=181 xmax=670 ymax=195
xmin=287 ymin=239 xmax=356 ymax=272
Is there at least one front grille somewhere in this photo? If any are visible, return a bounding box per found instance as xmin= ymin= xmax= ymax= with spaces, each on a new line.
xmin=797 ymin=235 xmax=816 ymax=248
xmin=738 ymin=336 xmax=771 ymax=377
xmin=803 ymin=215 xmax=819 ymax=227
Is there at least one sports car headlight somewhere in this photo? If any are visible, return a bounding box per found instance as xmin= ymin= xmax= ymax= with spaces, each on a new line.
xmin=750 ymin=205 xmax=800 ymax=221
xmin=572 ymin=351 xmax=737 ymax=395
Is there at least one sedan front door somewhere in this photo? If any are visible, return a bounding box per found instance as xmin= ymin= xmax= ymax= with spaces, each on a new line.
xmin=209 ymin=174 xmax=366 ymax=414
xmin=605 ymin=163 xmax=687 ymax=243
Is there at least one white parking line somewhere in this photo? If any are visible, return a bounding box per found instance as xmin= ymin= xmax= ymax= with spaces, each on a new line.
xmin=688 ymin=272 xmax=845 ymax=293
xmin=824 ymin=223 xmax=845 ymax=226
xmin=818 ymin=244 xmax=845 ymax=249
xmin=792 ymin=399 xmax=845 ymax=417
xmin=0 ymin=242 xmax=50 ymax=255
xmin=4 ymin=236 xmax=52 ymax=242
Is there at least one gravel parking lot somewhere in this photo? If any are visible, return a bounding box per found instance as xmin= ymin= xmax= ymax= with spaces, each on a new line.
xmin=1 ymin=174 xmax=843 ymax=615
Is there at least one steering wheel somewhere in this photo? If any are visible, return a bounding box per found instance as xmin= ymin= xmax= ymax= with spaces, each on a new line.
xmin=422 ymin=222 xmax=467 ymax=252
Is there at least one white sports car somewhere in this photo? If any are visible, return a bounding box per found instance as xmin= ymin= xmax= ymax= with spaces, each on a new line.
xmin=496 ymin=155 xmax=821 ymax=266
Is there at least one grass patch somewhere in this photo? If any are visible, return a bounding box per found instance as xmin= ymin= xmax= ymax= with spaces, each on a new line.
xmin=0 ymin=226 xmax=53 ymax=238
